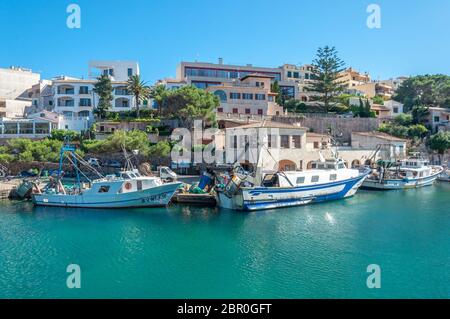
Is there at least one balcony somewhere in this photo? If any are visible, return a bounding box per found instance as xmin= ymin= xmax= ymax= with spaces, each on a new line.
xmin=114 ymin=87 xmax=130 ymax=96
xmin=115 ymin=97 xmax=130 ymax=108
xmin=57 ymin=85 xmax=75 ymax=95
xmin=57 ymin=97 xmax=75 ymax=107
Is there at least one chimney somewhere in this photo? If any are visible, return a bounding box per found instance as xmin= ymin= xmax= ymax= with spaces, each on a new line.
xmin=218 ymin=58 xmax=223 ymax=65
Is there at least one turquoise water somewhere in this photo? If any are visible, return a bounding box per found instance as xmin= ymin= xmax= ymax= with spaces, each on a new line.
xmin=0 ymin=183 xmax=449 ymax=299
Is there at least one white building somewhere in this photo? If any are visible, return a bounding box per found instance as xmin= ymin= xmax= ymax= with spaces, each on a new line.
xmin=0 ymin=66 xmax=41 ymax=118
xmin=351 ymin=131 xmax=407 ymax=159
xmin=88 ymin=60 xmax=140 ymax=82
xmin=0 ymin=66 xmax=40 ymax=100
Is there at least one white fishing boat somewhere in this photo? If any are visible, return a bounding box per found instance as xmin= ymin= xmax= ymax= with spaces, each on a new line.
xmin=438 ymin=167 xmax=450 ymax=182
xmin=362 ymin=156 xmax=443 ymax=190
xmin=216 ymin=158 xmax=370 ymax=211
xmin=32 ymin=144 xmax=181 ymax=208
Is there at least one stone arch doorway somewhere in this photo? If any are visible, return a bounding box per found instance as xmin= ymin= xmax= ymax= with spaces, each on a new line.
xmin=278 ymin=159 xmax=296 ymax=171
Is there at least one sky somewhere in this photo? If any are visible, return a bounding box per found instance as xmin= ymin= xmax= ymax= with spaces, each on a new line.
xmin=0 ymin=0 xmax=449 ymax=82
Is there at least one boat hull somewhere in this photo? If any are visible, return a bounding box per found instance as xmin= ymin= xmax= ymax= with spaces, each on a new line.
xmin=362 ymin=170 xmax=441 ymax=190
xmin=217 ymin=173 xmax=368 ymax=211
xmin=32 ymin=182 xmax=181 ymax=209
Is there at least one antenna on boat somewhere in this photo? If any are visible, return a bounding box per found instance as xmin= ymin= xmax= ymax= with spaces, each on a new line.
xmin=122 ymin=144 xmax=136 ymax=171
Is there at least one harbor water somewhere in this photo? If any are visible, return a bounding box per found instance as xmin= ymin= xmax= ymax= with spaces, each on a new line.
xmin=0 ymin=183 xmax=449 ymax=298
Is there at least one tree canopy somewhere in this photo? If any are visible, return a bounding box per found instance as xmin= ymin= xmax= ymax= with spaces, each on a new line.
xmin=394 ymin=74 xmax=450 ymax=111
xmin=161 ymin=85 xmax=219 ymax=128
xmin=429 ymin=131 xmax=450 ymax=154
xmin=93 ymin=74 xmax=114 ymax=119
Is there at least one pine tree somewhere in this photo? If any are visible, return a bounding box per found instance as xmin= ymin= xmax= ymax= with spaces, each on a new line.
xmin=93 ymin=74 xmax=113 ymax=119
xmin=306 ymin=46 xmax=347 ymax=112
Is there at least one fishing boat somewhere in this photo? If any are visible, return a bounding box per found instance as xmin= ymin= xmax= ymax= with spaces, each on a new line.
xmin=215 ymin=158 xmax=370 ymax=211
xmin=438 ymin=166 xmax=450 ymax=182
xmin=362 ymin=156 xmax=443 ymax=190
xmin=31 ymin=144 xmax=181 ymax=208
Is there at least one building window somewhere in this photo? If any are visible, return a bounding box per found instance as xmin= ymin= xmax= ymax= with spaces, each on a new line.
xmin=217 ymin=108 xmax=223 ymax=113
xmin=393 ymin=107 xmax=399 ymax=113
xmin=242 ymin=93 xmax=253 ymax=100
xmin=268 ymin=96 xmax=274 ymax=102
xmin=311 ymin=175 xmax=319 ymax=183
xmin=79 ymin=86 xmax=89 ymax=94
xmin=214 ymin=90 xmax=227 ymax=102
xmin=280 ymin=86 xmax=295 ymax=99
xmin=230 ymin=92 xmax=241 ymax=99
xmin=293 ymin=72 xmax=299 ymax=79
xmin=232 ymin=108 xmax=238 ymax=114
xmin=257 ymin=109 xmax=263 ymax=115
xmin=287 ymin=71 xmax=292 ymax=78
xmin=434 ymin=116 xmax=440 ymax=122
xmin=280 ymin=135 xmax=290 ymax=148
xmin=245 ymin=108 xmax=251 ymax=114
xmin=128 ymin=68 xmax=133 ymax=77
xmin=313 ymin=141 xmax=319 ymax=149
xmin=268 ymin=134 xmax=277 ymax=148
xmin=292 ymin=135 xmax=301 ymax=148
xmin=79 ymin=98 xmax=91 ymax=107
xmin=255 ymin=94 xmax=266 ymax=100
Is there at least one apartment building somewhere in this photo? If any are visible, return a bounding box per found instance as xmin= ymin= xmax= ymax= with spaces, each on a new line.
xmin=340 ymin=67 xmax=371 ymax=88
xmin=424 ymin=107 xmax=450 ymax=132
xmin=353 ymin=82 xmax=394 ymax=99
xmin=175 ymin=59 xmax=298 ymax=100
xmin=280 ymin=64 xmax=317 ymax=102
xmin=0 ymin=66 xmax=41 ymax=118
xmin=206 ymin=74 xmax=284 ymax=116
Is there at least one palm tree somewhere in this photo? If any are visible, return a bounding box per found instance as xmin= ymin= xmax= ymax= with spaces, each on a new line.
xmin=127 ymin=75 xmax=151 ymax=118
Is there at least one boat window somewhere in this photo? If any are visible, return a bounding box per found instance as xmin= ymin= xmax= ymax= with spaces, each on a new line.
xmin=121 ymin=173 xmax=131 ymax=180
xmin=129 ymin=173 xmax=136 ymax=178
xmin=98 ymin=186 xmax=110 ymax=193
xmin=137 ymin=180 xmax=143 ymax=190
xmin=326 ymin=164 xmax=335 ymax=169
xmin=330 ymin=174 xmax=337 ymax=181
xmin=318 ymin=164 xmax=325 ymax=169
xmin=311 ymin=163 xmax=317 ymax=169
xmin=296 ymin=177 xmax=305 ymax=184
xmin=338 ymin=163 xmax=345 ymax=169
xmin=311 ymin=176 xmax=319 ymax=183
xmin=262 ymin=174 xmax=279 ymax=187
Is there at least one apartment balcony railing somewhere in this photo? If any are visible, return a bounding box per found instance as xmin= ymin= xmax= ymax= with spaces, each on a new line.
xmin=58 ymin=102 xmax=75 ymax=107
xmin=114 ymin=89 xmax=130 ymax=96
xmin=57 ymin=89 xmax=75 ymax=95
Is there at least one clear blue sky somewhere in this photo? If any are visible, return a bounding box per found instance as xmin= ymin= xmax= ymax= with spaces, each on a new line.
xmin=1 ymin=0 xmax=449 ymax=82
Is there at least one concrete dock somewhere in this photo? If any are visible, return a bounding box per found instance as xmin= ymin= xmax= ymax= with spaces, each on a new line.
xmin=0 ymin=179 xmax=21 ymax=200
